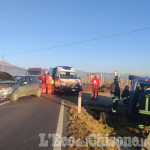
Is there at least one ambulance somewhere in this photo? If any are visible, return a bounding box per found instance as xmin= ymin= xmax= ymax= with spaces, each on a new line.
xmin=49 ymin=66 xmax=82 ymax=94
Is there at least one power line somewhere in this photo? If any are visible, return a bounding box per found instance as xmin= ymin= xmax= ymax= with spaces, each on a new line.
xmin=2 ymin=27 xmax=150 ymax=57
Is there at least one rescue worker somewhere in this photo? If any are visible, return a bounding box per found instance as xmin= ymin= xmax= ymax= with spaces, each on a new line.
xmin=91 ymin=76 xmax=100 ymax=100
xmin=51 ymin=78 xmax=54 ymax=94
xmin=110 ymin=76 xmax=120 ymax=113
xmin=121 ymin=85 xmax=130 ymax=104
xmin=137 ymin=87 xmax=150 ymax=135
xmin=46 ymin=73 xmax=52 ymax=94
xmin=42 ymin=74 xmax=46 ymax=93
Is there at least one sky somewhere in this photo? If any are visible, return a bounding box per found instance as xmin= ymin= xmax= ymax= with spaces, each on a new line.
xmin=0 ymin=0 xmax=150 ymax=74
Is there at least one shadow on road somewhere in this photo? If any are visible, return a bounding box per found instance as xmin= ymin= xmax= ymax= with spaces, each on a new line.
xmin=53 ymin=92 xmax=113 ymax=106
xmin=41 ymin=94 xmax=70 ymax=108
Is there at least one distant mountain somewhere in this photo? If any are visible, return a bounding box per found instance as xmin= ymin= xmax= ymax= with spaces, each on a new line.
xmin=0 ymin=61 xmax=137 ymax=78
xmin=0 ymin=61 xmax=26 ymax=75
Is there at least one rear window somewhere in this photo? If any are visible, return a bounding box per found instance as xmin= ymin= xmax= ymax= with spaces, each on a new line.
xmin=28 ymin=70 xmax=41 ymax=75
xmin=29 ymin=77 xmax=37 ymax=83
xmin=13 ymin=76 xmax=23 ymax=82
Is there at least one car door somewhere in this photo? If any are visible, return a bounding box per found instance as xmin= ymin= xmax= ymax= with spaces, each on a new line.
xmin=29 ymin=76 xmax=38 ymax=95
xmin=18 ymin=77 xmax=31 ymax=97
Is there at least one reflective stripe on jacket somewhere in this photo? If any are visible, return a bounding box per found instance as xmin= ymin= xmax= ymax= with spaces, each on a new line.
xmin=122 ymin=96 xmax=130 ymax=100
xmin=137 ymin=90 xmax=150 ymax=115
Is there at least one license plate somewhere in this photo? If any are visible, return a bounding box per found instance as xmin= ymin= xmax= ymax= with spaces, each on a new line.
xmin=72 ymin=89 xmax=76 ymax=91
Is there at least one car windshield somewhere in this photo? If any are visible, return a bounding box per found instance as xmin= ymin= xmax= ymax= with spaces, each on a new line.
xmin=13 ymin=76 xmax=23 ymax=82
xmin=28 ymin=70 xmax=41 ymax=75
xmin=0 ymin=80 xmax=15 ymax=84
xmin=59 ymin=72 xmax=78 ymax=79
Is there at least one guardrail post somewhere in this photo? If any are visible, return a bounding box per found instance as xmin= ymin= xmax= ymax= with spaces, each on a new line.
xmin=78 ymin=91 xmax=82 ymax=113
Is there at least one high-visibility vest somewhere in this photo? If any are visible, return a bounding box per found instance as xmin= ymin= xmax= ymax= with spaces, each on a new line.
xmin=91 ymin=77 xmax=100 ymax=87
xmin=42 ymin=76 xmax=46 ymax=83
xmin=138 ymin=92 xmax=150 ymax=115
xmin=51 ymin=79 xmax=54 ymax=85
xmin=46 ymin=75 xmax=52 ymax=84
xmin=42 ymin=84 xmax=46 ymax=93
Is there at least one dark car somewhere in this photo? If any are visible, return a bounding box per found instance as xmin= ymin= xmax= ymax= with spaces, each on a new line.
xmin=0 ymin=72 xmax=42 ymax=102
xmin=128 ymin=75 xmax=150 ymax=120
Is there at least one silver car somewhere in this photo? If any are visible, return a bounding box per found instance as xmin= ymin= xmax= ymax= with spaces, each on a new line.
xmin=0 ymin=72 xmax=42 ymax=102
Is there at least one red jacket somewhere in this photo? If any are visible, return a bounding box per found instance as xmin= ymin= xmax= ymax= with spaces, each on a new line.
xmin=46 ymin=75 xmax=52 ymax=84
xmin=42 ymin=76 xmax=46 ymax=83
xmin=91 ymin=77 xmax=100 ymax=87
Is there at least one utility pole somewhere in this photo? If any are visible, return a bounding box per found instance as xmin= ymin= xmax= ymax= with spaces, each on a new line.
xmin=2 ymin=54 xmax=4 ymax=72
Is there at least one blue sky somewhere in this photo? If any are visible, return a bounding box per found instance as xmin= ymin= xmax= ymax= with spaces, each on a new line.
xmin=0 ymin=0 xmax=150 ymax=74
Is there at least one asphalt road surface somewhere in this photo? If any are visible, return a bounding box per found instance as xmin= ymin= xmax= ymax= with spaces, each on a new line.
xmin=0 ymin=92 xmax=127 ymax=150
xmin=0 ymin=94 xmax=70 ymax=150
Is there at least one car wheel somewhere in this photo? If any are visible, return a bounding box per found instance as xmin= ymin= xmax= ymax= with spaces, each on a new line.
xmin=10 ymin=91 xmax=19 ymax=102
xmin=36 ymin=89 xmax=41 ymax=97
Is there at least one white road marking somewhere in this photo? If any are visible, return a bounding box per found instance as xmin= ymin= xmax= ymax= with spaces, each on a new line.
xmin=0 ymin=101 xmax=10 ymax=106
xmin=53 ymin=100 xmax=64 ymax=150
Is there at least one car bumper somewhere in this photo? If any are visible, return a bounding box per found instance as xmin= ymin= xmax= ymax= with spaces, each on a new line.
xmin=61 ymin=85 xmax=82 ymax=93
xmin=0 ymin=93 xmax=11 ymax=100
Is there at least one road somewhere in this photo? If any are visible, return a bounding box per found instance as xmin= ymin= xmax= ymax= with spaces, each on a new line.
xmin=0 ymin=92 xmax=127 ymax=150
xmin=0 ymin=94 xmax=69 ymax=150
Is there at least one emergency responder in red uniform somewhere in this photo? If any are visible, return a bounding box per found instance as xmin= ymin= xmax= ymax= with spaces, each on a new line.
xmin=110 ymin=76 xmax=120 ymax=113
xmin=91 ymin=76 xmax=100 ymax=100
xmin=46 ymin=73 xmax=52 ymax=94
xmin=42 ymin=74 xmax=46 ymax=93
xmin=137 ymin=87 xmax=150 ymax=136
xmin=51 ymin=79 xmax=54 ymax=94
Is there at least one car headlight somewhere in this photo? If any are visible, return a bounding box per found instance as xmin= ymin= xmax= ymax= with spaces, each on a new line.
xmin=79 ymin=81 xmax=82 ymax=86
xmin=0 ymin=87 xmax=12 ymax=94
xmin=61 ymin=83 xmax=67 ymax=86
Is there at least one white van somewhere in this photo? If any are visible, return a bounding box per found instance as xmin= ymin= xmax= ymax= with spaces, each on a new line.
xmin=50 ymin=66 xmax=82 ymax=94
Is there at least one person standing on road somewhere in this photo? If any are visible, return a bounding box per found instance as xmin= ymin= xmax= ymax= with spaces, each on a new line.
xmin=46 ymin=73 xmax=52 ymax=94
xmin=51 ymin=78 xmax=54 ymax=94
xmin=110 ymin=76 xmax=120 ymax=113
xmin=137 ymin=87 xmax=150 ymax=135
xmin=91 ymin=76 xmax=100 ymax=99
xmin=42 ymin=74 xmax=46 ymax=93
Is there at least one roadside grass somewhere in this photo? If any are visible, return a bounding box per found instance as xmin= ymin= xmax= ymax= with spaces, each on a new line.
xmin=67 ymin=104 xmax=119 ymax=150
xmin=67 ymin=103 xmax=149 ymax=150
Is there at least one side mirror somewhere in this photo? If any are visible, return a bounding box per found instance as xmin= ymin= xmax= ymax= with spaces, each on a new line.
xmin=23 ymin=82 xmax=27 ymax=85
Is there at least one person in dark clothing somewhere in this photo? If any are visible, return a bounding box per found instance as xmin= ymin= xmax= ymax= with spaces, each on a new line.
xmin=137 ymin=87 xmax=150 ymax=134
xmin=110 ymin=76 xmax=120 ymax=113
xmin=121 ymin=85 xmax=130 ymax=104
